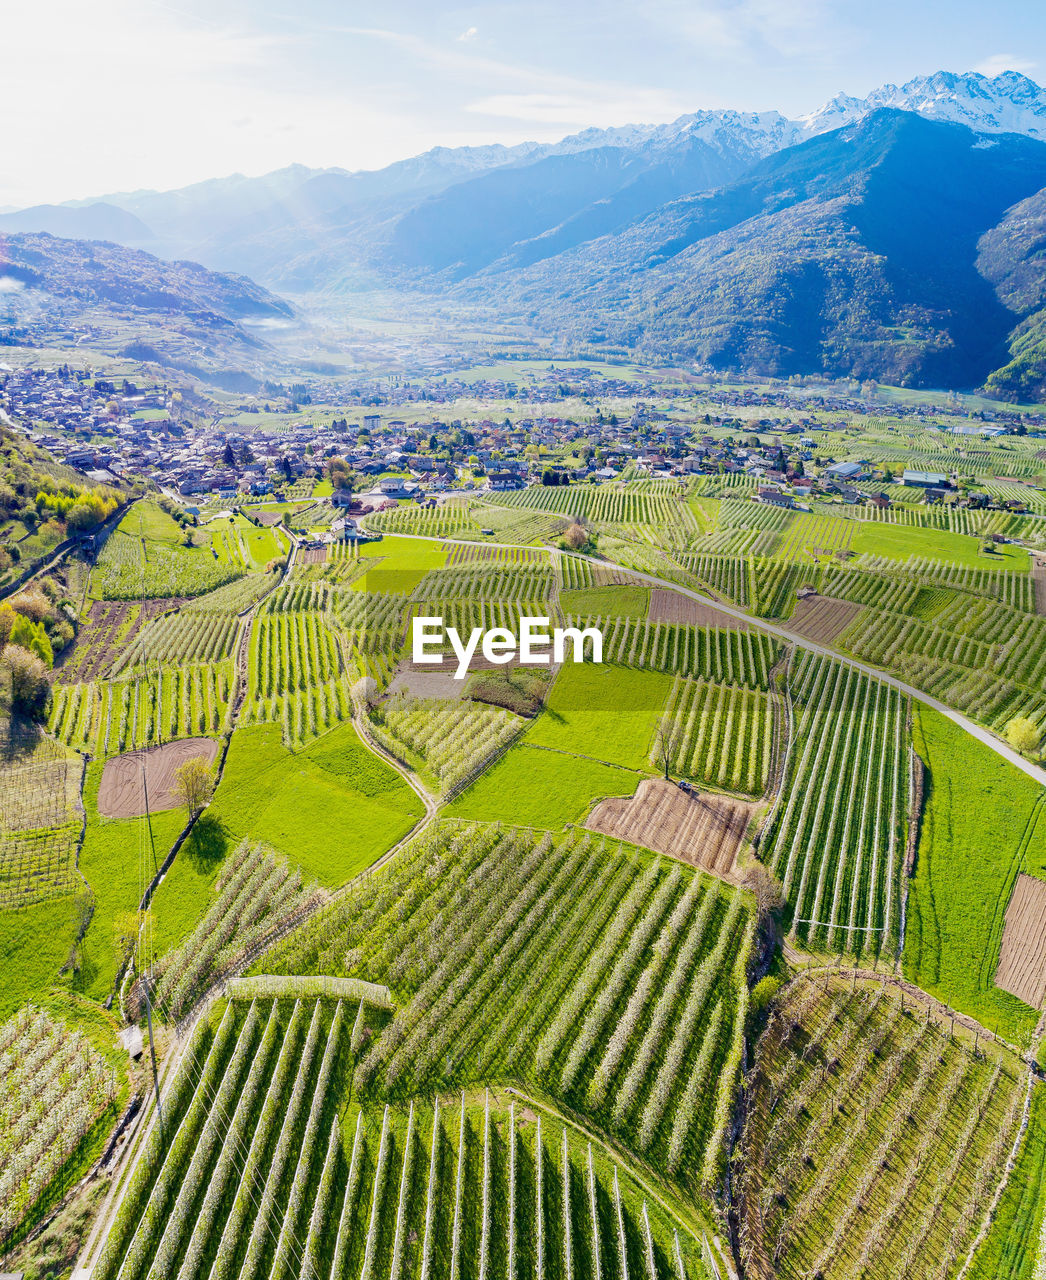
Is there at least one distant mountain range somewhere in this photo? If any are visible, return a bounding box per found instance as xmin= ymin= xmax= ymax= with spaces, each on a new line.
xmin=9 ymin=70 xmax=1046 ymax=394
xmin=0 ymin=233 xmax=293 ymax=391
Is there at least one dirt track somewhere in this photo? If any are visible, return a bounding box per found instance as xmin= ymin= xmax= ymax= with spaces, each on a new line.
xmin=648 ymin=588 xmax=748 ymax=630
xmin=97 ymin=738 xmax=220 ymax=819
xmin=586 ymin=778 xmax=753 ymax=880
xmin=996 ymin=872 xmax=1046 ymax=1008
xmin=786 ymin=594 xmax=862 ymax=644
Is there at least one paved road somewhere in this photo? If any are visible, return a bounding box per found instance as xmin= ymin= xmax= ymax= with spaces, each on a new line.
xmin=359 ymin=523 xmax=1046 ymax=789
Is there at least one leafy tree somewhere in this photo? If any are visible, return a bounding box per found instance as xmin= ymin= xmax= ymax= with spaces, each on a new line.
xmin=1005 ymin=717 xmax=1041 ymax=756
xmin=563 ymin=522 xmax=588 ymax=551
xmin=2 ymin=645 xmax=50 ymax=716
xmin=173 ymin=757 xmax=215 ymax=821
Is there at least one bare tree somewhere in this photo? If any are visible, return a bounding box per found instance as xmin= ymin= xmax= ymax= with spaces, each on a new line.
xmin=653 ymin=715 xmax=679 ymax=781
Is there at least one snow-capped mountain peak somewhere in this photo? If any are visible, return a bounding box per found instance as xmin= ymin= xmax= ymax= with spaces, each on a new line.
xmin=799 ymin=70 xmax=1046 ymax=141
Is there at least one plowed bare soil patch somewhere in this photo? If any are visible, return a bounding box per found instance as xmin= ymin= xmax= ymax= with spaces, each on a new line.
xmin=98 ymin=738 xmax=220 ymax=819
xmin=648 ymin=588 xmax=748 ymax=629
xmin=586 ymin=778 xmax=753 ymax=880
xmin=299 ymin=545 xmax=328 ymax=564
xmin=786 ymin=594 xmax=862 ymax=643
xmin=996 ymin=872 xmax=1046 ymax=1007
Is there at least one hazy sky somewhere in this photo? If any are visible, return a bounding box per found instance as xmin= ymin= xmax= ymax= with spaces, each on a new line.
xmin=3 ymin=0 xmax=1043 ymax=206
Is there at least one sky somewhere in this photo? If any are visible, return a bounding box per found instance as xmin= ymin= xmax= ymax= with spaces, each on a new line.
xmin=2 ymin=0 xmax=1045 ymax=207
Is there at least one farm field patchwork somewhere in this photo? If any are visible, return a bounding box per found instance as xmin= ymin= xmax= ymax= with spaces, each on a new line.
xmin=207 ymin=723 xmax=424 ymax=888
xmin=586 ymin=779 xmax=754 ymax=880
xmin=9 ymin=440 xmax=1046 ymax=1280
xmin=265 ymin=821 xmax=753 ymax=1199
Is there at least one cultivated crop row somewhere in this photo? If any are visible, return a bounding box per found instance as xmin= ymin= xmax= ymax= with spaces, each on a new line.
xmin=471 ymin=501 xmax=571 ymax=544
xmin=566 ymin=615 xmax=780 ymax=687
xmin=49 ymin=664 xmax=233 ymax=756
xmin=558 ymin=556 xmax=641 ymax=590
xmin=0 ymin=822 xmax=82 ymax=908
xmin=858 ymin=554 xmax=1036 ymax=611
xmin=98 ymin=997 xmax=698 ymax=1280
xmin=761 ymin=653 xmax=908 ymax=954
xmin=815 ymin=566 xmax=921 ymax=612
xmin=110 ymin=611 xmax=241 ymax=675
xmin=718 ymin=498 xmax=795 ymax=532
xmin=153 ymin=842 xmax=324 ymax=1020
xmin=0 ymin=1004 xmax=116 ymax=1237
xmin=242 ymin=610 xmax=349 ymax=747
xmin=443 ymin=542 xmax=547 ymax=567
xmin=750 ymin=559 xmax=805 ymax=618
xmin=371 ymin=694 xmax=524 ymax=795
xmin=411 ymin=564 xmax=555 ymax=604
xmin=369 ymin=504 xmax=480 ymax=539
xmin=93 ymin=530 xmax=242 ymax=601
xmin=839 ymin=607 xmax=1046 ymax=732
xmin=487 ymin=484 xmax=699 ymax=535
xmin=330 ymin=589 xmax=408 ymax=652
xmin=740 ymin=977 xmax=1030 ymax=1280
xmin=674 ymin=553 xmax=749 ymax=604
xmin=270 ymin=822 xmax=753 ymax=1193
xmin=181 ymin=573 xmax=272 ymax=615
xmin=0 ymin=741 xmax=82 ymax=832
xmin=658 ymin=676 xmax=774 ymax=795
xmin=773 ymin=513 xmax=854 ymax=564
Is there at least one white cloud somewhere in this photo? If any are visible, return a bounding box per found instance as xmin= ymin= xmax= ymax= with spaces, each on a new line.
xmin=469 ymin=89 xmax=689 ymax=126
xmin=642 ymin=0 xmax=842 ymax=60
xmin=974 ymin=53 xmax=1037 ymax=77
xmin=457 ymin=25 xmax=479 ymax=41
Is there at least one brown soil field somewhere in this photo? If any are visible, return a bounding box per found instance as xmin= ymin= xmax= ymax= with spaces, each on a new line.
xmin=996 ymin=872 xmax=1046 ymax=1007
xmin=586 ymin=778 xmax=754 ymax=881
xmin=786 ymin=594 xmax=862 ymax=643
xmin=648 ymin=588 xmax=748 ymax=630
xmin=299 ymin=545 xmax=328 ymax=564
xmin=253 ymin=511 xmax=285 ymax=526
xmin=387 ymin=665 xmax=466 ymax=701
xmin=98 ymin=737 xmax=220 ymax=819
xmin=404 ymin=652 xmax=528 ymax=675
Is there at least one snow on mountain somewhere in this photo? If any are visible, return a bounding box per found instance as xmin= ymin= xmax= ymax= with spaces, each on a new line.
xmin=800 ymin=70 xmax=1046 ymax=141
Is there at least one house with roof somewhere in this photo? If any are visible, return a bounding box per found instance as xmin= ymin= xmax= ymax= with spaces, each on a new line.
xmin=824 ymin=461 xmax=865 ymax=481
xmin=902 ymin=470 xmax=952 ymax=489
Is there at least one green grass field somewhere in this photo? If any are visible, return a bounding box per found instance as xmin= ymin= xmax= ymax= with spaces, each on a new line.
xmin=853 ymin=521 xmax=1030 ymax=571
xmin=0 ymin=899 xmax=80 ymax=1019
xmin=903 ymin=706 xmax=1044 ymax=1044
xmin=78 ymin=763 xmax=186 ymax=1001
xmin=207 ymin=723 xmax=423 ymax=888
xmin=446 ymin=742 xmax=641 ymax=828
xmin=352 ymin=534 xmax=448 ymax=594
xmin=560 ymin=585 xmax=649 ymax=618
xmin=525 ymin=662 xmax=674 ymax=771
